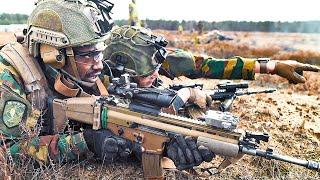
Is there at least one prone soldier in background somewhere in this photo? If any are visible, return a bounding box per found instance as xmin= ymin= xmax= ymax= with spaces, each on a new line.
xmin=103 ymin=25 xmax=319 ymax=170
xmin=104 ymin=25 xmax=320 ymax=114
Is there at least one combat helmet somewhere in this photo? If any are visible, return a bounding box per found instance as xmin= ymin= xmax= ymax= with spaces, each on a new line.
xmin=26 ymin=0 xmax=114 ymax=78
xmin=104 ymin=25 xmax=168 ymax=77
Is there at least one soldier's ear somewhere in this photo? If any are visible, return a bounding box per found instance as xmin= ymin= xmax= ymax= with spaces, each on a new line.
xmin=40 ymin=44 xmax=65 ymax=69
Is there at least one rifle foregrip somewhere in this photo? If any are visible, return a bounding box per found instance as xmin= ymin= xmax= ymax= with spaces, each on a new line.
xmin=197 ymin=136 xmax=239 ymax=157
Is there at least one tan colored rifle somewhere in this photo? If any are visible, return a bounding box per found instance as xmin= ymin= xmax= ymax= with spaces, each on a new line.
xmin=51 ymin=74 xmax=319 ymax=179
xmin=52 ymin=94 xmax=320 ymax=179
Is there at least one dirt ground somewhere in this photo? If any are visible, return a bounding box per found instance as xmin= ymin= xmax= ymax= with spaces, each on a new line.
xmin=1 ymin=30 xmax=319 ymax=179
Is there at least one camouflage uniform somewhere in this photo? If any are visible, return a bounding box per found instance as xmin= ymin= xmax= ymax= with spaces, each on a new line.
xmin=0 ymin=0 xmax=112 ymax=165
xmin=163 ymin=48 xmax=256 ymax=80
xmin=105 ymin=26 xmax=256 ymax=81
xmin=0 ymin=51 xmax=88 ymax=163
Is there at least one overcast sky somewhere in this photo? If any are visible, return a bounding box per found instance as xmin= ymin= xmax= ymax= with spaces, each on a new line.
xmin=0 ymin=0 xmax=319 ymax=22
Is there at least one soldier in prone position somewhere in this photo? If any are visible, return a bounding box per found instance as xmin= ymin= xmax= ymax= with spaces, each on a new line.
xmin=0 ymin=0 xmax=139 ymax=176
xmin=0 ymin=0 xmax=319 ymax=178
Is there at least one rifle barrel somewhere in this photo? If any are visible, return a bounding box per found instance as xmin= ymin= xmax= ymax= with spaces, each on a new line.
xmin=241 ymin=146 xmax=320 ymax=171
xmin=236 ymin=89 xmax=276 ymax=96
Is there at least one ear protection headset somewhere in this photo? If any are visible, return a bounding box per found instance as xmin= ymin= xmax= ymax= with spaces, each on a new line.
xmin=40 ymin=44 xmax=66 ymax=69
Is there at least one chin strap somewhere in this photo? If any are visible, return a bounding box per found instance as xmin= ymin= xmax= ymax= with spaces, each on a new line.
xmin=54 ymin=73 xmax=80 ymax=97
xmin=66 ymin=47 xmax=81 ymax=79
xmin=46 ymin=62 xmax=108 ymax=97
xmin=54 ymin=73 xmax=108 ymax=97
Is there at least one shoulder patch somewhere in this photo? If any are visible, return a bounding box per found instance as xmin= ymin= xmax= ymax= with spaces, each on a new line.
xmin=3 ymin=101 xmax=27 ymax=128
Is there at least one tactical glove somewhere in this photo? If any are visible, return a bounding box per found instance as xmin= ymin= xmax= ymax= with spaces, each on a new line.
xmin=83 ymin=129 xmax=142 ymax=163
xmin=188 ymin=88 xmax=212 ymax=109
xmin=166 ymin=134 xmax=215 ymax=170
xmin=272 ymin=60 xmax=320 ymax=84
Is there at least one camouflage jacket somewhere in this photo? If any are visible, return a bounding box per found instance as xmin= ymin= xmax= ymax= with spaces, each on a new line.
xmin=162 ymin=48 xmax=256 ymax=80
xmin=0 ymin=47 xmax=89 ymax=164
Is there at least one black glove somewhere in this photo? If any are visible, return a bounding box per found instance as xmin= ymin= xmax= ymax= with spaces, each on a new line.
xmin=166 ymin=134 xmax=215 ymax=170
xmin=83 ymin=129 xmax=142 ymax=163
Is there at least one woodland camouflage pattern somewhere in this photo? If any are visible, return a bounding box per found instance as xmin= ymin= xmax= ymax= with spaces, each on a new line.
xmin=104 ymin=26 xmax=256 ymax=79
xmin=163 ymin=48 xmax=256 ymax=79
xmin=104 ymin=26 xmax=161 ymax=76
xmin=0 ymin=54 xmax=89 ymax=163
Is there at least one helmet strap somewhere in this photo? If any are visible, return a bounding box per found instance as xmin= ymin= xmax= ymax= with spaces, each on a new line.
xmin=66 ymin=47 xmax=81 ymax=79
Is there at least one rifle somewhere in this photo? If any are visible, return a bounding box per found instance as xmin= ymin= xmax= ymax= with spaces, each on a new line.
xmin=52 ymin=75 xmax=319 ymax=179
xmin=170 ymin=81 xmax=276 ymax=112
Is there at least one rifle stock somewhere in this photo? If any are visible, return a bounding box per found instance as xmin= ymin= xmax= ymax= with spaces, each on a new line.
xmin=52 ymin=96 xmax=320 ymax=179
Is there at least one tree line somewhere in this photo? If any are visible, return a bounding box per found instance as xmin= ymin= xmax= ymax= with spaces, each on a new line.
xmin=0 ymin=13 xmax=29 ymax=25
xmin=1 ymin=13 xmax=320 ymax=33
xmin=116 ymin=19 xmax=320 ymax=33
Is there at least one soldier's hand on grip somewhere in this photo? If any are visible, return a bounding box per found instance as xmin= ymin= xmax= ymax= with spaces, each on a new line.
xmin=83 ymin=129 xmax=142 ymax=163
xmin=166 ymin=134 xmax=215 ymax=170
xmin=272 ymin=60 xmax=320 ymax=84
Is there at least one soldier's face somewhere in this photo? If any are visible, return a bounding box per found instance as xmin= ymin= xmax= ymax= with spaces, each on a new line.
xmin=73 ymin=43 xmax=105 ymax=84
xmin=136 ymin=70 xmax=159 ymax=87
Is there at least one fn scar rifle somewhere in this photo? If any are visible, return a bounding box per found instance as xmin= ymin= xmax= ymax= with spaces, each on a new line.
xmin=52 ymin=74 xmax=319 ymax=179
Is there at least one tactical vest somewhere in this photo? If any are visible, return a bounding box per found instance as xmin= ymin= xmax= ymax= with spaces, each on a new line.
xmin=0 ymin=42 xmax=109 ymax=135
xmin=0 ymin=42 xmax=50 ymax=110
xmin=0 ymin=42 xmax=49 ymax=137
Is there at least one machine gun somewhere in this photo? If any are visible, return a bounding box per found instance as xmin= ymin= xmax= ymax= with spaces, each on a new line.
xmin=170 ymin=81 xmax=276 ymax=112
xmin=52 ymin=75 xmax=319 ymax=179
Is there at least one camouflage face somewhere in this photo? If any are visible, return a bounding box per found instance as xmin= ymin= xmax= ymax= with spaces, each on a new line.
xmin=104 ymin=26 xmax=168 ymax=77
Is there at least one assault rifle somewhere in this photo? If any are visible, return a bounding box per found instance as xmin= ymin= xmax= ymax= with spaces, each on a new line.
xmin=170 ymin=81 xmax=276 ymax=112
xmin=52 ymin=75 xmax=319 ymax=179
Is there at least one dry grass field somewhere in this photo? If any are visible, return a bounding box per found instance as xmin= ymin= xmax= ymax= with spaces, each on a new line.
xmin=1 ymin=30 xmax=319 ymax=179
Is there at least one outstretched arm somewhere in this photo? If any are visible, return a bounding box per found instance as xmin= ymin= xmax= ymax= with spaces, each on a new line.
xmin=162 ymin=49 xmax=319 ymax=83
xmin=162 ymin=48 xmax=256 ymax=80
